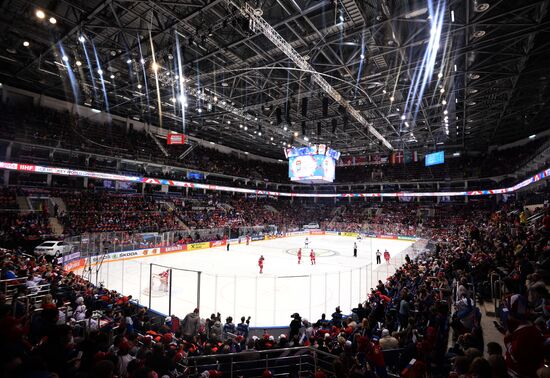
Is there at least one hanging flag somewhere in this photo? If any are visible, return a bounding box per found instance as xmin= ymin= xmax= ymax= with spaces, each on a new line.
xmin=390 ymin=150 xmax=404 ymax=164
xmin=404 ymin=151 xmax=419 ymax=164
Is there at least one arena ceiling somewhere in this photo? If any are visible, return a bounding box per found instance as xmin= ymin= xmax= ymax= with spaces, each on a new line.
xmin=0 ymin=0 xmax=549 ymax=159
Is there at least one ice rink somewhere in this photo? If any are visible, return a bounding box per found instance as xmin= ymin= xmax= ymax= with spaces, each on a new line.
xmin=90 ymin=235 xmax=419 ymax=326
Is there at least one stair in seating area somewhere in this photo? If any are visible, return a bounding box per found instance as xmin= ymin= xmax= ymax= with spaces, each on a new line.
xmin=48 ymin=217 xmax=64 ymax=236
xmin=16 ymin=196 xmax=30 ymax=212
xmin=478 ymin=299 xmax=506 ymax=357
xmin=50 ymin=197 xmax=67 ymax=214
xmin=162 ymin=201 xmax=190 ymax=230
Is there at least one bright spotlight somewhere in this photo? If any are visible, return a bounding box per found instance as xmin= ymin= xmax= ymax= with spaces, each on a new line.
xmin=283 ymin=126 xmax=288 ymax=131
xmin=239 ymin=124 xmax=243 ymax=128
xmin=97 ymin=69 xmax=103 ymax=75
xmin=75 ymin=60 xmax=82 ymax=66
xmin=49 ymin=17 xmax=57 ymax=24
xmin=170 ymin=97 xmax=176 ymax=103
xmin=126 ymin=58 xmax=132 ymax=64
xmin=400 ymin=114 xmax=406 ymax=120
xmin=360 ymin=53 xmax=365 ymax=60
xmin=440 ymin=88 xmax=445 ymax=94
xmin=61 ymin=55 xmax=69 ymax=62
xmin=110 ymin=74 xmax=115 ymax=79
xmin=244 ymin=126 xmax=248 ymax=131
xmin=389 ymin=96 xmax=395 ymax=102
xmin=78 ymin=35 xmax=85 ymax=43
xmin=23 ymin=41 xmax=30 ymax=47
xmin=137 ymin=84 xmax=142 ymax=89
xmin=151 ymin=62 xmax=159 ymax=72
xmin=437 ymin=72 xmax=443 ymax=79
xmin=444 ymin=110 xmax=448 ymax=115
xmin=294 ymin=131 xmax=298 ymax=137
xmin=258 ymin=132 xmax=262 ymax=136
xmin=304 ymin=136 xmax=309 ymax=141
xmin=36 ymin=10 xmax=46 ymax=19
xmin=442 ymin=99 xmax=447 ymax=105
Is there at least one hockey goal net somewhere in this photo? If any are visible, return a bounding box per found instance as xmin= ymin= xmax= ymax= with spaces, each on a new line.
xmin=142 ymin=269 xmax=170 ymax=297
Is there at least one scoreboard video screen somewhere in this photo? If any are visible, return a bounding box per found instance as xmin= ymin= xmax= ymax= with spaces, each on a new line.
xmin=285 ymin=144 xmax=340 ymax=184
xmin=425 ymin=151 xmax=445 ymax=166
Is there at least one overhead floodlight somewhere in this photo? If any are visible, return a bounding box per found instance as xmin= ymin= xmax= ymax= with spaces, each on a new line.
xmin=23 ymin=41 xmax=30 ymax=47
xmin=78 ymin=35 xmax=85 ymax=43
xmin=61 ymin=55 xmax=69 ymax=62
xmin=451 ymin=10 xmax=455 ymax=22
xmin=49 ymin=17 xmax=57 ymax=24
xmin=232 ymin=1 xmax=392 ymax=149
xmin=35 ymin=9 xmax=45 ymax=19
xmin=75 ymin=60 xmax=82 ymax=66
xmin=529 ymin=134 xmax=536 ymax=139
xmin=404 ymin=7 xmax=428 ymax=18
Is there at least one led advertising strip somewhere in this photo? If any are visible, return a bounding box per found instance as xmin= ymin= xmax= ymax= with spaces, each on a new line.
xmin=0 ymin=161 xmax=548 ymax=198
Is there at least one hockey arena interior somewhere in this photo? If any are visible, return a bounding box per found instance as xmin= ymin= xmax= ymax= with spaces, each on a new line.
xmin=0 ymin=0 xmax=549 ymax=377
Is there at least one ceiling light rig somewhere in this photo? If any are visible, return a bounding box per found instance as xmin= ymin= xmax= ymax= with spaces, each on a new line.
xmin=231 ymin=1 xmax=392 ymax=150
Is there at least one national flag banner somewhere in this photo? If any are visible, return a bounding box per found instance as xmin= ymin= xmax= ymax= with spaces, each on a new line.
xmin=339 ymin=156 xmax=354 ymax=166
xmin=390 ymin=150 xmax=404 ymax=164
xmin=167 ymin=133 xmax=186 ymax=145
xmin=404 ymin=151 xmax=419 ymax=164
xmin=355 ymin=156 xmax=367 ymax=165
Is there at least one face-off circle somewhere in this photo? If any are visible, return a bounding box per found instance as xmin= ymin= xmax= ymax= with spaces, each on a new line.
xmin=285 ymin=248 xmax=337 ymax=257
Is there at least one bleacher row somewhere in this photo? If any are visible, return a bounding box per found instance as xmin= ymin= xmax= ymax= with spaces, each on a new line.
xmin=0 ymin=187 xmax=549 ymax=377
xmin=1 ymin=102 xmax=547 ymax=186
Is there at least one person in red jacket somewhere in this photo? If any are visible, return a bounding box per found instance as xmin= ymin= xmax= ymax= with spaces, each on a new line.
xmin=297 ymin=248 xmax=302 ymax=264
xmin=310 ymin=249 xmax=316 ymax=265
xmin=383 ymin=249 xmax=390 ymax=264
xmin=501 ymin=294 xmax=544 ymax=377
xmin=258 ymin=255 xmax=265 ymax=274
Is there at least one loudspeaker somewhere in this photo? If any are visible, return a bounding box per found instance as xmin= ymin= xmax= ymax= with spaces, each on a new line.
xmin=301 ymin=121 xmax=306 ymax=135
xmin=322 ymin=97 xmax=329 ymax=117
xmin=276 ymin=107 xmax=282 ymax=125
xmin=332 ymin=118 xmax=337 ymax=133
xmin=285 ymin=101 xmax=291 ymax=124
xmin=301 ymin=98 xmax=308 ymax=117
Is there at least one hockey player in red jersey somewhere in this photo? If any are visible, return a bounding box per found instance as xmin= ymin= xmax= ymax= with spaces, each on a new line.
xmin=297 ymin=248 xmax=302 ymax=264
xmin=384 ymin=249 xmax=391 ymax=264
xmin=159 ymin=269 xmax=170 ymax=291
xmin=246 ymin=235 xmax=251 ymax=245
xmin=258 ymin=255 xmax=265 ymax=274
xmin=310 ymin=249 xmax=316 ymax=265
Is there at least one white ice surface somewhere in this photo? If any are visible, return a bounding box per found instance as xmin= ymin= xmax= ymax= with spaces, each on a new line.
xmin=92 ymin=235 xmax=414 ymax=327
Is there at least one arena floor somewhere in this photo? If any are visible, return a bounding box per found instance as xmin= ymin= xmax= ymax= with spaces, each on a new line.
xmin=94 ymin=235 xmax=417 ymax=327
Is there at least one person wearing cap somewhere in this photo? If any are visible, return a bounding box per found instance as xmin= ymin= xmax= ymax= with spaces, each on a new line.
xmin=501 ymin=294 xmax=544 ymax=377
xmin=289 ymin=313 xmax=302 ymax=339
xmin=379 ymin=329 xmax=399 ymax=350
xmin=331 ymin=306 xmax=343 ymax=328
xmin=181 ymin=308 xmax=200 ymax=341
